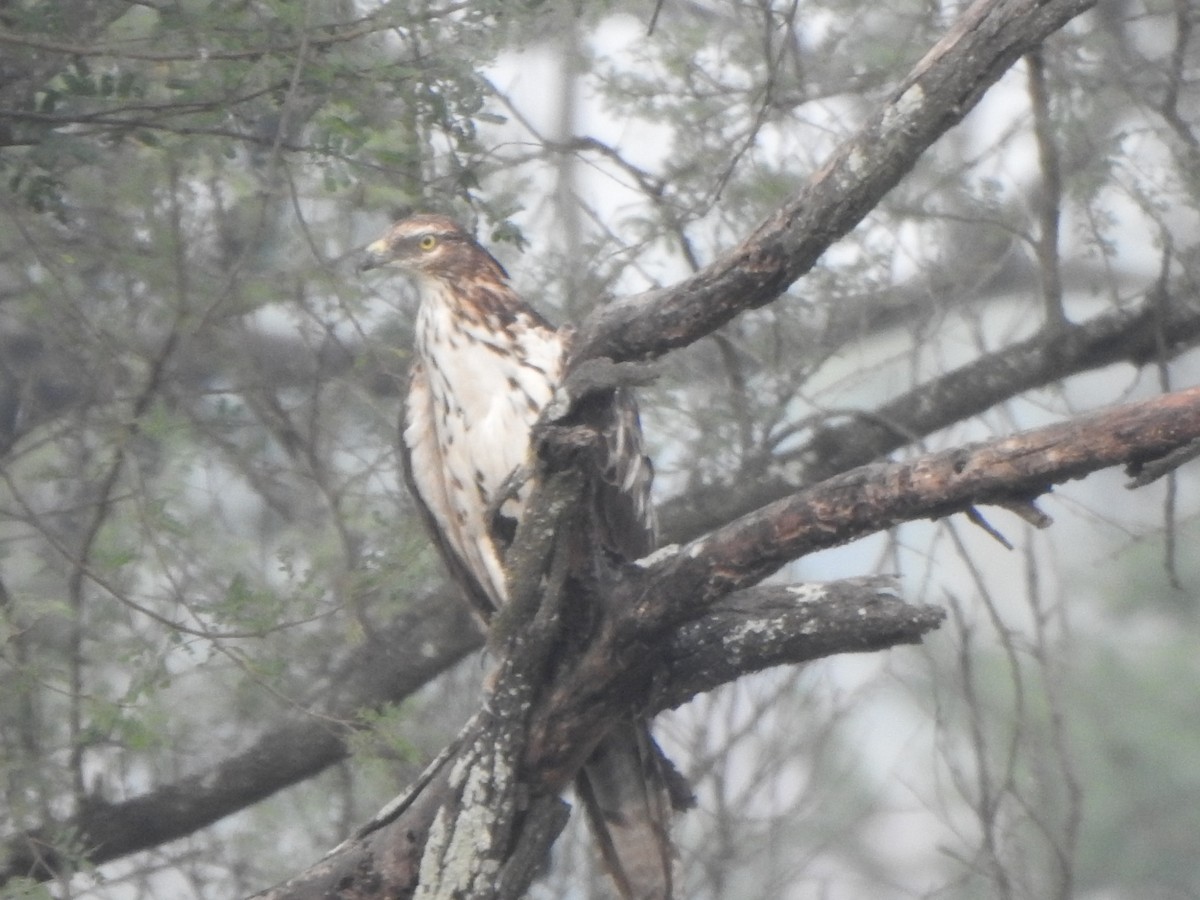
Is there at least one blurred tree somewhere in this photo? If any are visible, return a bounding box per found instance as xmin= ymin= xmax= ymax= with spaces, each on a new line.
xmin=0 ymin=0 xmax=1199 ymax=898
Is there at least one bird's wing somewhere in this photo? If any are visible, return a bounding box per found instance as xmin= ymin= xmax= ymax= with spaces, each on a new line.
xmin=405 ymin=339 xmax=686 ymax=899
xmin=564 ymin=384 xmax=694 ymax=899
xmin=597 ymin=386 xmax=658 ymax=558
xmin=399 ymin=360 xmax=497 ymax=620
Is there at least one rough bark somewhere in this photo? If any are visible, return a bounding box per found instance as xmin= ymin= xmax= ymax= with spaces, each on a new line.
xmin=523 ymin=386 xmax=1200 ymax=783
xmin=252 ymin=577 xmax=934 ymax=900
xmin=660 ymin=284 xmax=1200 ymax=543
xmin=0 ymin=0 xmax=1133 ymax=890
xmin=572 ymin=0 xmax=1099 ymax=365
xmin=256 ymin=384 xmax=1200 ymax=900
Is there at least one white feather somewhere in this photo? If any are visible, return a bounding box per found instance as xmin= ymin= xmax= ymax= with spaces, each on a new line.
xmin=406 ymin=279 xmax=565 ymax=607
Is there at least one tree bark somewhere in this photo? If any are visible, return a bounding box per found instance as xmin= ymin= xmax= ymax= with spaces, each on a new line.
xmin=659 ymin=284 xmax=1200 ymax=543
xmin=572 ymin=0 xmax=1099 ymax=365
xmin=252 ymin=577 xmax=935 ymax=900
xmin=0 ymin=0 xmax=1119 ymax=891
xmin=256 ymin=383 xmax=1200 ymax=900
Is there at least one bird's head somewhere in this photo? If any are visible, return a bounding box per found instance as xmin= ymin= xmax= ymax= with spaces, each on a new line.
xmin=359 ymin=214 xmax=509 ymax=284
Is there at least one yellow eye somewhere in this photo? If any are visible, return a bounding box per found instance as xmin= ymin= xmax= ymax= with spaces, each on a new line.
xmin=419 ymin=235 xmax=437 ymax=251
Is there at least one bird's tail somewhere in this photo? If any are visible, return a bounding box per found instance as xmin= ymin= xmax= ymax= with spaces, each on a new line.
xmin=575 ymin=720 xmax=693 ymax=900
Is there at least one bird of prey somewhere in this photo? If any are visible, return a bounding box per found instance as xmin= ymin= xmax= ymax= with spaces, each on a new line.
xmin=361 ymin=213 xmax=683 ymax=899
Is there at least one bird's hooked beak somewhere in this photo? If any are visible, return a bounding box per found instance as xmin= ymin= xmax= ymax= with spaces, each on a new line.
xmin=357 ymin=239 xmax=391 ymax=274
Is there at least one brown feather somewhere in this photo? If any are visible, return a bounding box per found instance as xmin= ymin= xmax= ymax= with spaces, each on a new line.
xmin=364 ymin=214 xmax=682 ymax=899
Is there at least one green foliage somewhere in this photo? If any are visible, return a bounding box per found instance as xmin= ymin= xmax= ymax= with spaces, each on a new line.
xmin=347 ymin=703 xmax=420 ymax=767
xmin=1073 ymin=642 xmax=1200 ymax=893
xmin=0 ymin=876 xmax=55 ymax=900
xmin=0 ymin=0 xmax=1198 ymax=897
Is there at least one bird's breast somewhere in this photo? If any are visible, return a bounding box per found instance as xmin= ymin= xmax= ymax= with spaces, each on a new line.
xmin=415 ymin=295 xmax=564 ymax=509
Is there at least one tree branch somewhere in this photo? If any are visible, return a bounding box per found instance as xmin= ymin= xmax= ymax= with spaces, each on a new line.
xmin=637 ymin=386 xmax=1200 ymax=620
xmin=0 ymin=591 xmax=481 ymax=886
xmin=260 ymin=384 xmax=1200 ymax=899
xmin=251 ymin=577 xmax=937 ymax=900
xmin=524 ymin=386 xmax=1200 ymax=782
xmin=572 ymin=0 xmax=1097 ymax=365
xmin=650 ymin=577 xmax=942 ymax=712
xmin=660 ymin=286 xmax=1200 ymax=543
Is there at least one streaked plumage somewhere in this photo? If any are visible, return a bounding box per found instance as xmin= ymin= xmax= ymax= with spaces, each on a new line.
xmin=362 ymin=213 xmax=654 ymax=616
xmin=360 ymin=214 xmax=679 ymax=899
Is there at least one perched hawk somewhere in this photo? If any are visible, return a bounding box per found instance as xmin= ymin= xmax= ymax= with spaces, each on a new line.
xmin=361 ymin=214 xmax=683 ymax=900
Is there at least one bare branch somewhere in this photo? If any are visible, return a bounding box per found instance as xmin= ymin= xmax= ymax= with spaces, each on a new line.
xmin=572 ymin=0 xmax=1098 ymax=365
xmin=1026 ymin=48 xmax=1067 ymax=328
xmin=637 ymin=386 xmax=1200 ymax=622
xmin=0 ymin=592 xmax=480 ymax=886
xmin=650 ymin=577 xmax=942 ymax=711
xmin=523 ymin=387 xmax=1200 ymax=786
xmin=661 ymin=287 xmax=1200 ymax=543
xmin=249 ymin=577 xmax=938 ymax=900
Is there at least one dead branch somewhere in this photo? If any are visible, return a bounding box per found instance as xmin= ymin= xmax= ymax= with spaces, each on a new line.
xmin=523 ymin=386 xmax=1200 ymax=782
xmin=659 ymin=287 xmax=1200 ymax=543
xmin=637 ymin=386 xmax=1200 ymax=620
xmin=250 ymin=577 xmax=936 ymax=900
xmin=572 ymin=0 xmax=1098 ymax=365
xmin=256 ymin=384 xmax=1200 ymax=899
